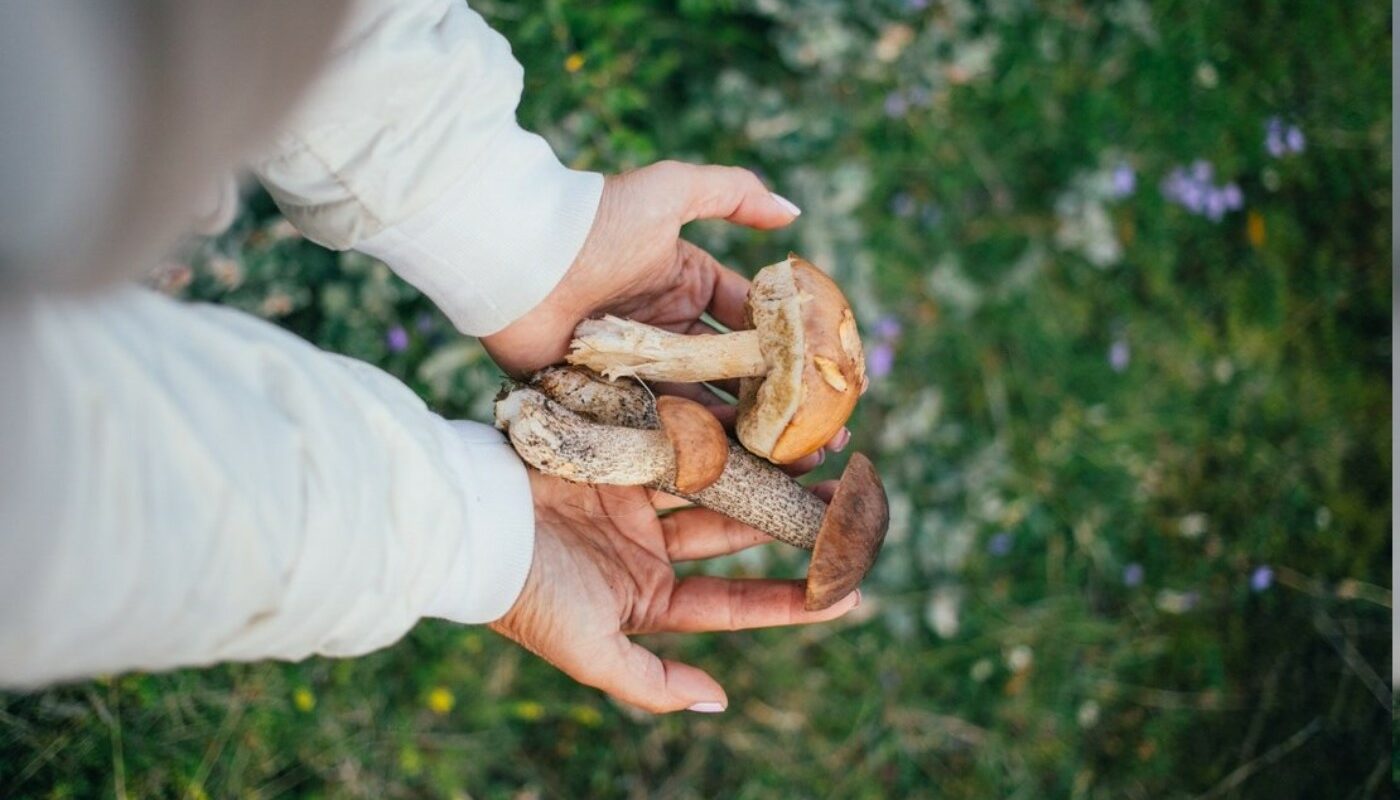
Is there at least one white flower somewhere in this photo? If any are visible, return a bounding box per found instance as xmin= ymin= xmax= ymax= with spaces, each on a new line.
xmin=970 ymin=658 xmax=994 ymax=683
xmin=1315 ymin=506 xmax=1333 ymax=530
xmin=1212 ymin=357 xmax=1235 ymax=383
xmin=1005 ymin=644 xmax=1033 ymax=672
xmin=1178 ymin=513 xmax=1208 ymax=539
xmin=924 ymin=586 xmax=962 ymax=639
xmin=1195 ymin=62 xmax=1219 ymax=89
xmin=1155 ymin=589 xmax=1198 ymax=615
xmin=1077 ymin=700 xmax=1101 ymax=728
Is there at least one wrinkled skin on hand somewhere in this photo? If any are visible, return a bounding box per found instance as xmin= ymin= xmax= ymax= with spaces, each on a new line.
xmin=489 ymin=470 xmax=859 ymax=714
xmin=481 ymin=160 xmax=850 ymax=471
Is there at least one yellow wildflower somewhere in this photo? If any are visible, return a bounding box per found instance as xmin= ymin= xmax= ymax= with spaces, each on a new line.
xmin=292 ymin=687 xmax=316 ymax=712
xmin=426 ymin=686 xmax=455 ymax=715
xmin=512 ymin=700 xmax=546 ymax=721
xmin=564 ymin=53 xmax=585 ymax=73
xmin=399 ymin=745 xmax=423 ymax=776
xmin=1246 ymin=210 xmax=1266 ymax=248
xmin=568 ymin=705 xmax=603 ymax=727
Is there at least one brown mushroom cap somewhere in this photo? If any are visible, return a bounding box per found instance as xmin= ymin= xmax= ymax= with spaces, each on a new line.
xmin=736 ymin=254 xmax=867 ymax=464
xmin=656 ymin=395 xmax=729 ymax=493
xmin=804 ymin=452 xmax=889 ymax=611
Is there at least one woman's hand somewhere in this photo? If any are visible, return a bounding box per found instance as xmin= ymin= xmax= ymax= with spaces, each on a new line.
xmin=490 ymin=469 xmax=860 ymax=714
xmin=481 ymin=160 xmax=800 ymax=376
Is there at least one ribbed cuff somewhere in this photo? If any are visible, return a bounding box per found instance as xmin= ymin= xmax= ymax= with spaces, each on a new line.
xmin=357 ymin=125 xmax=603 ymax=336
xmin=425 ymin=421 xmax=536 ymax=624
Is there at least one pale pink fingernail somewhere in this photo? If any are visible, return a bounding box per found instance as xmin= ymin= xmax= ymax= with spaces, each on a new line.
xmin=770 ymin=192 xmax=802 ymax=216
xmin=688 ymin=701 xmax=726 ymax=713
xmin=831 ymin=428 xmax=852 ymax=452
xmin=853 ymin=589 xmax=863 ymax=607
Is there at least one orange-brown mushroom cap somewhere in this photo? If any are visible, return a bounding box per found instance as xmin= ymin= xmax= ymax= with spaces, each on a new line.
xmin=804 ymin=452 xmax=889 ymax=611
xmin=656 ymin=395 xmax=729 ymax=493
xmin=737 ymin=254 xmax=867 ymax=464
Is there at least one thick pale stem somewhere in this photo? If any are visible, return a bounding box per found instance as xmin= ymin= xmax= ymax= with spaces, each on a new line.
xmin=519 ymin=368 xmax=827 ymax=549
xmin=495 ymin=390 xmax=673 ymax=486
xmin=568 ymin=316 xmax=766 ymax=383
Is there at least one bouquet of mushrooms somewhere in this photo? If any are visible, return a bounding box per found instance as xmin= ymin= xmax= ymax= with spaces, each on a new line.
xmin=494 ymin=254 xmax=889 ymax=611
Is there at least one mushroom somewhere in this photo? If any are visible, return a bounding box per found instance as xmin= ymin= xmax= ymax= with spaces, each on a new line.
xmin=496 ymin=367 xmax=889 ymax=610
xmin=567 ymin=253 xmax=867 ymax=465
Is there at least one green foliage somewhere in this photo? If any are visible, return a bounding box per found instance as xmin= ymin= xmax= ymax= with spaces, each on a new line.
xmin=1 ymin=1 xmax=1390 ymax=797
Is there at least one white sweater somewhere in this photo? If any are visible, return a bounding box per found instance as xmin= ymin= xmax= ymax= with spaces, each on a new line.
xmin=0 ymin=0 xmax=601 ymax=687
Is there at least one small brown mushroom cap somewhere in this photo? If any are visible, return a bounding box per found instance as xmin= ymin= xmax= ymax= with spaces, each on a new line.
xmin=737 ymin=254 xmax=867 ymax=464
xmin=804 ymin=453 xmax=889 ymax=611
xmin=656 ymin=395 xmax=729 ymax=493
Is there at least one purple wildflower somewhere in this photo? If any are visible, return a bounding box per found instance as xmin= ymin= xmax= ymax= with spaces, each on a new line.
xmin=1109 ymin=338 xmax=1130 ymax=372
xmin=883 ymin=91 xmax=909 ymax=119
xmin=1265 ymin=117 xmax=1287 ymax=157
xmin=1204 ymin=188 xmax=1228 ymax=222
xmin=1250 ymin=565 xmax=1274 ymax=592
xmin=1162 ymin=161 xmax=1242 ymax=219
xmin=874 ymin=315 xmax=903 ymax=340
xmin=386 ymin=325 xmax=409 ymax=353
xmin=905 ymin=0 xmax=930 ymax=11
xmin=1110 ymin=164 xmax=1136 ymax=198
xmin=1122 ymin=562 xmax=1144 ymax=587
xmin=1266 ymin=117 xmax=1305 ymax=157
xmin=987 ymin=532 xmax=1013 ymax=557
xmin=890 ymin=192 xmax=917 ymax=218
xmin=414 ymin=313 xmax=436 ymax=334
xmin=1284 ymin=125 xmax=1305 ymax=153
xmin=1221 ymin=182 xmax=1243 ymax=211
xmin=868 ymin=342 xmax=895 ymax=378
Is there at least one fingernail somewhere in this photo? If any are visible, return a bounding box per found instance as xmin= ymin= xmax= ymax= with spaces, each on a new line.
xmin=853 ymin=589 xmax=863 ymax=608
xmin=687 ymin=701 xmax=726 ymax=714
xmin=815 ymin=448 xmax=826 ymax=466
xmin=831 ymin=428 xmax=852 ymax=452
xmin=770 ymin=192 xmax=802 ymax=216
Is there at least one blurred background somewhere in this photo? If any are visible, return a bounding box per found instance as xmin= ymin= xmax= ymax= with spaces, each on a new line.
xmin=1 ymin=0 xmax=1391 ymax=797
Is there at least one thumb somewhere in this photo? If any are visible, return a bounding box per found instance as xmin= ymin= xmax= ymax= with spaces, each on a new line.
xmin=655 ymin=162 xmax=800 ymax=229
xmin=587 ymin=636 xmax=729 ymax=714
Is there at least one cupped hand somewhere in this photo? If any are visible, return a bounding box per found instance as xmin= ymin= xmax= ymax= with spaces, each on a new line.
xmin=481 ymin=160 xmax=797 ymax=375
xmin=489 ymin=469 xmax=860 ymax=714
xmin=481 ymin=160 xmax=849 ymax=469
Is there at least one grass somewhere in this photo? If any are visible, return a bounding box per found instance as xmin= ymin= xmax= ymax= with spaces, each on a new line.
xmin=1 ymin=1 xmax=1391 ymax=797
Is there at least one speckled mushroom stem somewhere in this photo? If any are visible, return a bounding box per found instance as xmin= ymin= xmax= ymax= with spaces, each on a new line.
xmin=499 ymin=369 xmax=828 ymax=550
xmin=568 ymin=316 xmax=767 ymax=382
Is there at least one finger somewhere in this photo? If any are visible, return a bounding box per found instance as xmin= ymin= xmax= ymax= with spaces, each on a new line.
xmin=826 ymin=427 xmax=853 ymax=453
xmin=661 ymin=506 xmax=775 ymax=562
xmin=649 ymin=490 xmax=691 ymax=511
xmin=678 ymin=240 xmax=751 ymax=332
xmin=663 ymin=162 xmax=800 ymax=229
xmin=651 ymin=577 xmax=860 ymax=634
xmin=584 ymin=636 xmax=728 ymax=714
xmin=781 ymin=449 xmax=826 ymax=476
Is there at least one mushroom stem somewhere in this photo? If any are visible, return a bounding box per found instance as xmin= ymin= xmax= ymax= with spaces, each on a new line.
xmin=497 ymin=378 xmax=827 ymax=550
xmin=493 ymin=390 xmax=673 ymax=486
xmin=568 ymin=316 xmax=767 ymax=382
